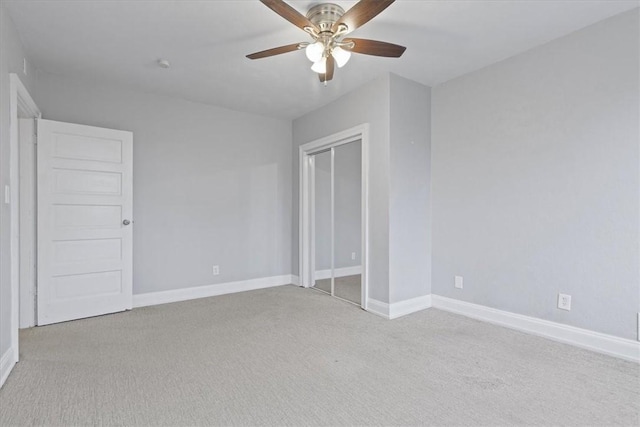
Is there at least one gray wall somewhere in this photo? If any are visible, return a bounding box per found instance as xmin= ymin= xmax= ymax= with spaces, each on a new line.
xmin=431 ymin=10 xmax=639 ymax=339
xmin=389 ymin=75 xmax=431 ymax=303
xmin=35 ymin=72 xmax=293 ymax=295
xmin=293 ymin=75 xmax=391 ymax=302
xmin=314 ymin=141 xmax=362 ymax=272
xmin=0 ymin=5 xmax=38 ymax=359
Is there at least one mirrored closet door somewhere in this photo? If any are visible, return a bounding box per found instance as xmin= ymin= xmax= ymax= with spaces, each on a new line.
xmin=311 ymin=139 xmax=362 ymax=306
xmin=333 ymin=141 xmax=361 ymax=304
xmin=313 ymin=149 xmax=333 ymax=296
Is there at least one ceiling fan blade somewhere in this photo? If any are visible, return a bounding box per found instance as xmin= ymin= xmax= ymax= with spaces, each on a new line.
xmin=319 ymin=55 xmax=335 ymax=83
xmin=344 ymin=38 xmax=406 ymax=57
xmin=332 ymin=0 xmax=395 ymax=34
xmin=246 ymin=43 xmax=302 ymax=60
xmin=260 ymin=0 xmax=319 ymax=33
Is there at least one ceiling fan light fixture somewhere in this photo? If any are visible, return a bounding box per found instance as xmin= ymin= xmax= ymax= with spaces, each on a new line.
xmin=247 ymin=0 xmax=406 ymax=83
xmin=305 ymin=41 xmax=324 ymax=63
xmin=311 ymin=57 xmax=327 ymax=74
xmin=332 ymin=46 xmax=351 ymax=68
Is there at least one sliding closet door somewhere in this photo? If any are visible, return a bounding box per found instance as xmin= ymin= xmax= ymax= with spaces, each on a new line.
xmin=333 ymin=140 xmax=362 ymax=304
xmin=313 ymin=150 xmax=333 ymax=295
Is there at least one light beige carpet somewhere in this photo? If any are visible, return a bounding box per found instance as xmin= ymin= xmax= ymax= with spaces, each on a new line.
xmin=313 ymin=274 xmax=361 ymax=304
xmin=1 ymin=285 xmax=638 ymax=426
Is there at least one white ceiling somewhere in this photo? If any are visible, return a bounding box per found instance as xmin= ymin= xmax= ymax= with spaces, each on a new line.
xmin=5 ymin=0 xmax=638 ymax=119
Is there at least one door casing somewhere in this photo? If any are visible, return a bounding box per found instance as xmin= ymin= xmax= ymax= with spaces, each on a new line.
xmin=8 ymin=74 xmax=41 ymax=370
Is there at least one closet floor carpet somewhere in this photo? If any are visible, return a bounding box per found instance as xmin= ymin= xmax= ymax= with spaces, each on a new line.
xmin=1 ymin=285 xmax=638 ymax=426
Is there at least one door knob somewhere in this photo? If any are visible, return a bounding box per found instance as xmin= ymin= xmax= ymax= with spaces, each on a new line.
xmin=122 ymin=219 xmax=131 ymax=226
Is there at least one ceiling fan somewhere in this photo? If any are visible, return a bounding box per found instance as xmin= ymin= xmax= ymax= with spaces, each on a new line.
xmin=246 ymin=0 xmax=406 ymax=83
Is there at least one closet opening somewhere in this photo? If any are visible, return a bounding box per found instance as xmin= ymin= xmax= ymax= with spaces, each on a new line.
xmin=299 ymin=125 xmax=369 ymax=309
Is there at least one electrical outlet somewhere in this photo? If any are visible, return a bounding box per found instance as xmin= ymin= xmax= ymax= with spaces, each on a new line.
xmin=351 ymin=252 xmax=356 ymax=260
xmin=212 ymin=265 xmax=220 ymax=276
xmin=557 ymin=293 xmax=571 ymax=311
xmin=454 ymin=275 xmax=463 ymax=289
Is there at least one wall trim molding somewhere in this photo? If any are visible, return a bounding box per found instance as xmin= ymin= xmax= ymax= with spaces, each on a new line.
xmin=133 ymin=275 xmax=295 ymax=308
xmin=431 ymin=295 xmax=640 ymax=363
xmin=291 ymin=275 xmax=300 ymax=286
xmin=314 ymin=265 xmax=362 ymax=280
xmin=0 ymin=347 xmax=16 ymax=389
xmin=8 ymin=73 xmax=41 ymax=371
xmin=367 ymin=295 xmax=432 ymax=319
xmin=390 ymin=295 xmax=432 ymax=319
xmin=366 ymin=298 xmax=390 ymax=319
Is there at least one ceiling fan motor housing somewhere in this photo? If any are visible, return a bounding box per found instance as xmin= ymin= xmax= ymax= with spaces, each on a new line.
xmin=306 ymin=3 xmax=345 ymax=33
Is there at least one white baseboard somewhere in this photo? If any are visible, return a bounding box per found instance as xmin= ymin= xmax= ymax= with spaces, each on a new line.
xmin=133 ymin=275 xmax=295 ymax=308
xmin=366 ymin=298 xmax=390 ymax=319
xmin=0 ymin=347 xmax=16 ymax=389
xmin=367 ymin=295 xmax=432 ymax=320
xmin=314 ymin=265 xmax=362 ymax=280
xmin=431 ymin=295 xmax=640 ymax=363
xmin=291 ymin=275 xmax=300 ymax=286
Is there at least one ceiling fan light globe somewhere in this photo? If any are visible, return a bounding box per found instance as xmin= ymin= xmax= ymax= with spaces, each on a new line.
xmin=311 ymin=57 xmax=327 ymax=74
xmin=305 ymin=41 xmax=324 ymax=63
xmin=332 ymin=47 xmax=351 ymax=68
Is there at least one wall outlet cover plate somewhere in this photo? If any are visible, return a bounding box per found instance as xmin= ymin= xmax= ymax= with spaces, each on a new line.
xmin=454 ymin=275 xmax=463 ymax=289
xmin=558 ymin=293 xmax=572 ymax=311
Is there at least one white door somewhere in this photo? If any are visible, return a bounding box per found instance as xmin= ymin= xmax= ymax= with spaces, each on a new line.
xmin=37 ymin=119 xmax=133 ymax=325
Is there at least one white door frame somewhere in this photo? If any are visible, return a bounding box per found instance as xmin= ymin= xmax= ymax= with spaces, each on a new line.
xmin=9 ymin=74 xmax=41 ymax=365
xmin=299 ymin=124 xmax=369 ymax=310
